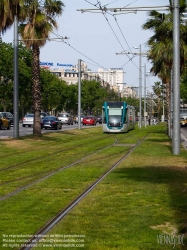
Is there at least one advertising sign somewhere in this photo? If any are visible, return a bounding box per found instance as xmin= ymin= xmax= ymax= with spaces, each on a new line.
xmin=40 ymin=62 xmax=53 ymax=67
xmin=40 ymin=62 xmax=74 ymax=68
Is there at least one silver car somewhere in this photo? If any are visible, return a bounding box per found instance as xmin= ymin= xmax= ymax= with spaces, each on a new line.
xmin=74 ymin=114 xmax=85 ymax=124
xmin=22 ymin=114 xmax=34 ymax=127
xmin=58 ymin=113 xmax=73 ymax=125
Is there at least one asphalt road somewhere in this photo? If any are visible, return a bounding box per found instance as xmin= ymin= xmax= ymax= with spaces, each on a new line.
xmin=0 ymin=123 xmax=101 ymax=139
xmin=180 ymin=127 xmax=187 ymax=149
xmin=0 ymin=124 xmax=187 ymax=149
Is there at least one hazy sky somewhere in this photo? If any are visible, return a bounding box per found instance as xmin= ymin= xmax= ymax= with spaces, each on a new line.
xmin=2 ymin=0 xmax=170 ymax=92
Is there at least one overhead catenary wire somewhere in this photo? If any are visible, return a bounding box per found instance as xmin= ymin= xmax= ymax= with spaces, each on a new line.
xmin=82 ymin=0 xmax=164 ymax=89
xmin=84 ymin=0 xmax=151 ymax=86
xmin=47 ymin=30 xmax=109 ymax=71
xmin=18 ymin=0 xmax=157 ymax=89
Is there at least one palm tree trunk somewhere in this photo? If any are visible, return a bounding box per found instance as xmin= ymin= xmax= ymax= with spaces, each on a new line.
xmin=32 ymin=45 xmax=41 ymax=135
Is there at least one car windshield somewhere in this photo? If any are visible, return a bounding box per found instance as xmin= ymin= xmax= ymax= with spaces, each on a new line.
xmin=25 ymin=114 xmax=34 ymax=117
xmin=44 ymin=116 xmax=55 ymax=121
xmin=59 ymin=114 xmax=68 ymax=117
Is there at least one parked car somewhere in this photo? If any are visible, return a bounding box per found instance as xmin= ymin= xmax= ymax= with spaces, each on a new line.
xmin=0 ymin=112 xmax=13 ymax=126
xmin=41 ymin=116 xmax=62 ymax=130
xmin=0 ymin=113 xmax=10 ymax=130
xmin=82 ymin=116 xmax=97 ymax=126
xmin=180 ymin=117 xmax=187 ymax=127
xmin=58 ymin=113 xmax=73 ymax=125
xmin=22 ymin=113 xmax=34 ymax=127
xmin=74 ymin=114 xmax=85 ymax=124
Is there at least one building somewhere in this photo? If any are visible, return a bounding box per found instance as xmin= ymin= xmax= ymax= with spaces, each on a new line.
xmin=41 ymin=61 xmax=137 ymax=97
xmin=121 ymin=86 xmax=137 ymax=98
xmin=97 ymin=68 xmax=125 ymax=92
xmin=46 ymin=62 xmax=101 ymax=85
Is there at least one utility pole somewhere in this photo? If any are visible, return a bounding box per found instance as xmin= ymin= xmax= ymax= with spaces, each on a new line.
xmin=78 ymin=59 xmax=82 ymax=130
xmin=172 ymin=0 xmax=180 ymax=155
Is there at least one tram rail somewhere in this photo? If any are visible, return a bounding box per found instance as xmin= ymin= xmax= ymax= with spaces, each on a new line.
xmin=20 ymin=136 xmax=146 ymax=250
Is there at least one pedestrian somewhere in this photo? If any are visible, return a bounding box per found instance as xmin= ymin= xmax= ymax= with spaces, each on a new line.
xmin=148 ymin=118 xmax=151 ymax=125
xmin=153 ymin=118 xmax=156 ymax=125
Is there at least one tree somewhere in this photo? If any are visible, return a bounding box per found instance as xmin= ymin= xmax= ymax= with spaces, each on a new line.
xmin=0 ymin=42 xmax=32 ymax=115
xmin=142 ymin=0 xmax=187 ymax=130
xmin=19 ymin=0 xmax=64 ymax=135
xmin=81 ymin=80 xmax=107 ymax=115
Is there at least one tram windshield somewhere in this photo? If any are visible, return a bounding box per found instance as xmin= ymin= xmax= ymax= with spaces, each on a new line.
xmin=108 ymin=109 xmax=122 ymax=124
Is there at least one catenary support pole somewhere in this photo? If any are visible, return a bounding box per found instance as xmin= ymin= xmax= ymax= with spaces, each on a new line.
xmin=172 ymin=0 xmax=180 ymax=155
xmin=13 ymin=15 xmax=19 ymax=139
xmin=169 ymin=69 xmax=173 ymax=139
xmin=144 ymin=63 xmax=146 ymax=128
xmin=78 ymin=59 xmax=82 ymax=129
xmin=139 ymin=44 xmax=142 ymax=129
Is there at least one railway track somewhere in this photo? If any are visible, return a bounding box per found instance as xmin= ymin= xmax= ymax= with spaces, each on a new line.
xmin=20 ymin=136 xmax=146 ymax=250
xmin=0 ymin=134 xmax=111 ymax=172
xmin=0 ymin=135 xmax=119 ymax=201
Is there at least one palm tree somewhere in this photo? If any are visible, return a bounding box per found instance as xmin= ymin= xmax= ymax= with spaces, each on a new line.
xmin=19 ymin=0 xmax=64 ymax=135
xmin=142 ymin=0 xmax=187 ymax=130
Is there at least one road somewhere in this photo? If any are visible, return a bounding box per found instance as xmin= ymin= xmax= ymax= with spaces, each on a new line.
xmin=0 ymin=123 xmax=101 ymax=139
xmin=181 ymin=127 xmax=187 ymax=149
xmin=1 ymin=124 xmax=187 ymax=148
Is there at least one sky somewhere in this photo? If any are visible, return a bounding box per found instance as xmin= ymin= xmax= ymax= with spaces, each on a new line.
xmin=2 ymin=0 xmax=170 ymax=92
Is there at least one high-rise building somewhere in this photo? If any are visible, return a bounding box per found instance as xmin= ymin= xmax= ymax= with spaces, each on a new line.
xmin=98 ymin=68 xmax=125 ymax=92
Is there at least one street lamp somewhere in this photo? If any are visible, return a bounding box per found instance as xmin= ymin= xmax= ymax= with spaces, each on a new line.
xmin=134 ymin=45 xmax=142 ymax=129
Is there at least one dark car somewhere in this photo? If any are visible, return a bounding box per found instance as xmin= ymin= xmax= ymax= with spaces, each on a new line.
xmin=97 ymin=116 xmax=102 ymax=124
xmin=0 ymin=113 xmax=10 ymax=130
xmin=0 ymin=112 xmax=13 ymax=126
xmin=98 ymin=117 xmax=102 ymax=124
xmin=41 ymin=116 xmax=62 ymax=130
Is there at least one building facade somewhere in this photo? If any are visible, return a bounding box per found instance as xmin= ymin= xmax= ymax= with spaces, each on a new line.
xmin=41 ymin=62 xmax=137 ymax=97
xmin=47 ymin=62 xmax=101 ymax=85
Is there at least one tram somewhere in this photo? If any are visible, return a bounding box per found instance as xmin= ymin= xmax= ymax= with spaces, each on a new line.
xmin=102 ymin=101 xmax=136 ymax=133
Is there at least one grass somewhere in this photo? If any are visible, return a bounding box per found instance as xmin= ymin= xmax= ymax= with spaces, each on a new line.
xmin=1 ymin=124 xmax=187 ymax=250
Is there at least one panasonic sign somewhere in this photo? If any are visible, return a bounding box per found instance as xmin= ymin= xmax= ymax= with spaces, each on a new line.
xmin=40 ymin=62 xmax=74 ymax=67
xmin=57 ymin=63 xmax=74 ymax=67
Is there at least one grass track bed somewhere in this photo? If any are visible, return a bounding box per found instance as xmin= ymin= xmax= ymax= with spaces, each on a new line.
xmin=1 ymin=125 xmax=187 ymax=249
